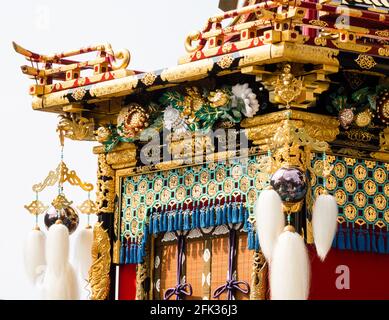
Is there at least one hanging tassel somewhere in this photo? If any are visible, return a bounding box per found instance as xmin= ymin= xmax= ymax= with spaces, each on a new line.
xmin=73 ymin=226 xmax=93 ymax=282
xmin=160 ymin=212 xmax=166 ymax=232
xmin=24 ymin=227 xmax=46 ymax=284
xmin=270 ymin=226 xmax=310 ymax=300
xmin=254 ymin=187 xmax=285 ymax=262
xmin=177 ymin=209 xmax=183 ymax=230
xmin=191 ymin=209 xmax=196 ymax=229
xmin=386 ymin=232 xmax=389 ymax=254
xmin=216 ymin=205 xmax=222 ymax=225
xmin=378 ymin=230 xmax=385 ymax=254
xmin=195 ymin=207 xmax=200 ymax=228
xmin=120 ymin=244 xmax=125 ymax=264
xmin=142 ymin=224 xmax=148 ymax=245
xmin=232 ymin=203 xmax=238 ymax=224
xmin=148 ymin=213 xmax=154 ymax=235
xmin=238 ymin=203 xmax=244 ymax=223
xmin=158 ymin=213 xmax=163 ymax=232
xmin=332 ymin=231 xmax=337 ymax=249
xmin=345 ymin=228 xmax=351 ymax=250
xmin=173 ymin=210 xmax=178 ymax=231
xmin=153 ymin=215 xmax=159 ymax=234
xmin=222 ymin=203 xmax=228 ymax=225
xmin=365 ymin=230 xmax=371 ymax=252
xmin=372 ymin=230 xmax=378 ymax=253
xmin=200 ymin=208 xmax=206 ymax=228
xmin=248 ymin=227 xmax=254 ymax=250
xmin=337 ymin=225 xmax=345 ymax=250
xmin=41 ymin=222 xmax=79 ymax=300
xmin=254 ymin=231 xmax=260 ymax=251
xmin=227 ymin=202 xmax=232 ymax=224
xmin=357 ymin=229 xmax=365 ymax=252
xmin=167 ymin=213 xmax=173 ymax=232
xmin=133 ymin=244 xmax=139 ymax=264
xmin=209 ymin=206 xmax=215 ymax=227
xmin=243 ymin=208 xmax=249 ymax=231
xmin=312 ymin=192 xmax=338 ymax=261
xmin=125 ymin=242 xmax=131 ymax=264
xmin=129 ymin=244 xmax=134 ymax=264
xmin=205 ymin=207 xmax=210 ymax=227
xmin=137 ymin=244 xmax=144 ymax=264
xmin=184 ymin=211 xmax=190 ymax=231
xmin=351 ymin=228 xmax=357 ymax=251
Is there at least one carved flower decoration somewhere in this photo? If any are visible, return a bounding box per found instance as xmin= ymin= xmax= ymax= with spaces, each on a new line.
xmin=339 ymin=108 xmax=354 ymax=129
xmin=163 ymin=105 xmax=189 ymax=134
xmin=231 ymin=83 xmax=260 ymax=117
xmin=208 ymin=89 xmax=230 ymax=108
xmin=95 ymin=126 xmax=111 ymax=143
xmin=117 ymin=103 xmax=150 ymax=139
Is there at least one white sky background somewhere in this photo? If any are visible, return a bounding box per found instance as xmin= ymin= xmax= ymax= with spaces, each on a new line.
xmin=0 ymin=0 xmax=220 ymax=299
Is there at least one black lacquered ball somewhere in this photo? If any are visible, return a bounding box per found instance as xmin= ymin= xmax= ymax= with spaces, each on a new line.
xmin=270 ymin=167 xmax=307 ymax=203
xmin=44 ymin=206 xmax=80 ymax=234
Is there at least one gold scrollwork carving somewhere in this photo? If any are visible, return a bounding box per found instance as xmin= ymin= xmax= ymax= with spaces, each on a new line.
xmin=217 ymin=54 xmax=234 ymax=69
xmin=309 ymin=19 xmax=328 ymax=27
xmin=250 ymin=251 xmax=267 ymax=300
xmin=355 ymin=54 xmax=377 ymax=70
xmin=32 ymin=161 xmax=94 ymax=193
xmin=141 ymin=72 xmax=157 ymax=86
xmin=96 ymin=154 xmax=115 ymax=213
xmin=136 ymin=261 xmax=149 ymax=300
xmin=378 ymin=46 xmax=389 ymax=57
xmin=89 ymin=222 xmax=111 ymax=300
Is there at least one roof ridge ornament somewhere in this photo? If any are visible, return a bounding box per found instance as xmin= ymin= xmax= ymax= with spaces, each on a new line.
xmin=13 ymin=42 xmax=131 ymax=96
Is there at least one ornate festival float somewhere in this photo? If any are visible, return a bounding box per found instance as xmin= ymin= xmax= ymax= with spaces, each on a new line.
xmin=16 ymin=0 xmax=389 ymax=300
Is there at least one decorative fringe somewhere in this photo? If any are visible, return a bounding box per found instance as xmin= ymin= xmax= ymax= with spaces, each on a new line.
xmin=153 ymin=215 xmax=159 ymax=234
xmin=232 ymin=203 xmax=238 ymax=224
xmin=331 ymin=226 xmax=389 ymax=255
xmin=372 ymin=231 xmax=378 ymax=253
xmin=200 ymin=208 xmax=206 ymax=228
xmin=365 ymin=230 xmax=371 ymax=252
xmin=120 ymin=243 xmax=125 ymax=264
xmin=167 ymin=213 xmax=174 ymax=232
xmin=125 ymin=243 xmax=131 ymax=264
xmin=378 ymin=231 xmax=385 ymax=254
xmin=337 ymin=225 xmax=345 ymax=250
xmin=227 ymin=203 xmax=232 ymax=224
xmin=184 ymin=211 xmax=190 ymax=231
xmin=177 ymin=209 xmax=183 ymax=230
xmin=209 ymin=206 xmax=215 ymax=227
xmin=216 ymin=206 xmax=222 ymax=225
xmin=254 ymin=188 xmax=285 ymax=262
xmin=24 ymin=228 xmax=46 ymax=284
xmin=148 ymin=214 xmax=153 ymax=234
xmin=243 ymin=208 xmax=249 ymax=231
xmin=222 ymin=204 xmax=228 ymax=225
xmin=238 ymin=203 xmax=244 ymax=223
xmin=352 ymin=228 xmax=357 ymax=251
xmin=357 ymin=230 xmax=365 ymax=252
xmin=386 ymin=233 xmax=389 ymax=254
xmin=270 ymin=229 xmax=310 ymax=300
xmin=345 ymin=228 xmax=351 ymax=250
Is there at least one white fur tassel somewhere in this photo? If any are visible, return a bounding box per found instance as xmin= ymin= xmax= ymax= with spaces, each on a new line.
xmin=270 ymin=229 xmax=310 ymax=300
xmin=41 ymin=223 xmax=79 ymax=300
xmin=24 ymin=228 xmax=46 ymax=283
xmin=312 ymin=193 xmax=338 ymax=261
xmin=254 ymin=188 xmax=285 ymax=261
xmin=73 ymin=227 xmax=93 ymax=281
